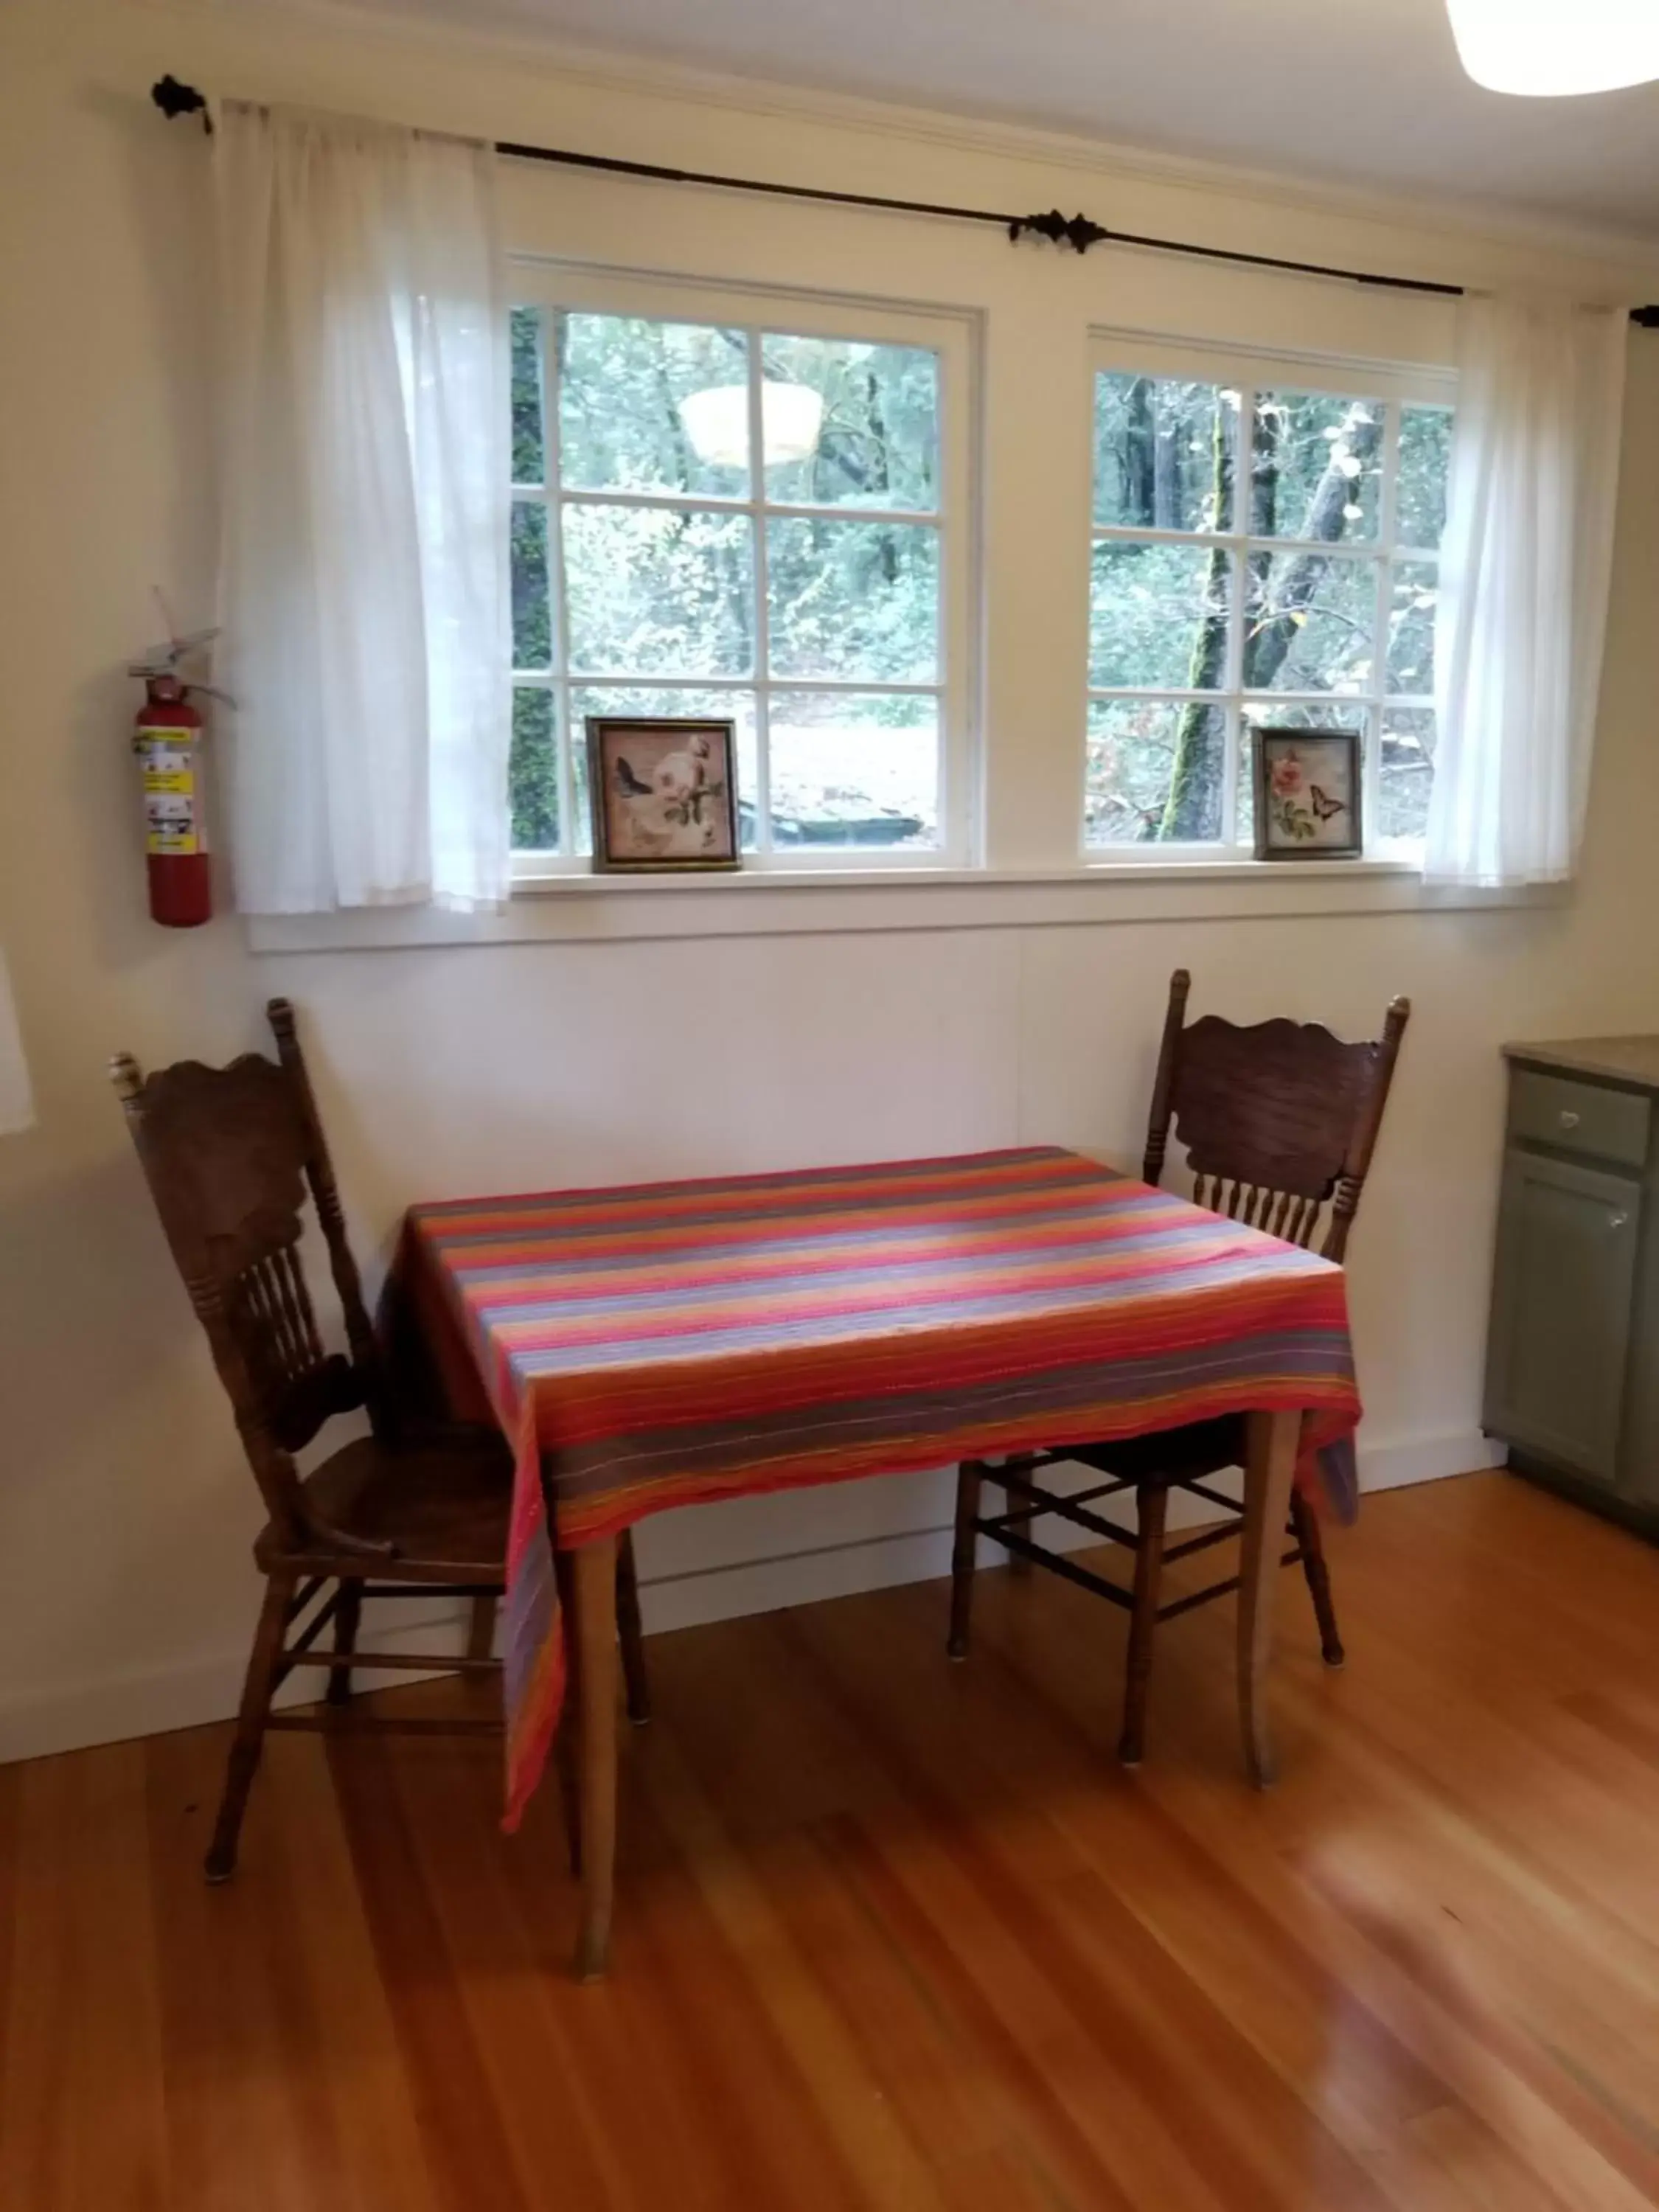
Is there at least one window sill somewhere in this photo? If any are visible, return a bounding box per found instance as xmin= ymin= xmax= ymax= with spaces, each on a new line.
xmin=244 ymin=858 xmax=1559 ymax=953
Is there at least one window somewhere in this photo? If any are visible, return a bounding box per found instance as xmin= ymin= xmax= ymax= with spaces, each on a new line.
xmin=1085 ymin=337 xmax=1454 ymax=857
xmin=508 ymin=272 xmax=974 ymax=869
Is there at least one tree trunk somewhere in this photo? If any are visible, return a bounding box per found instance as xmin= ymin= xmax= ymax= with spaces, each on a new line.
xmin=1244 ymin=405 xmax=1383 ymax=692
xmin=1153 ymin=416 xmax=1182 ymax=532
xmin=870 ymin=369 xmax=900 ymax=585
xmin=1124 ymin=377 xmax=1157 ymax=528
xmin=1156 ymin=400 xmax=1382 ymax=840
xmin=1156 ymin=400 xmax=1236 ymax=839
xmin=1157 ymin=556 xmax=1229 ymax=840
xmin=1249 ymin=394 xmax=1279 ymax=539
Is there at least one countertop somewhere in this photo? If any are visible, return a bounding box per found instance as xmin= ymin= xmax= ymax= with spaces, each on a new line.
xmin=1502 ymin=1035 xmax=1659 ymax=1092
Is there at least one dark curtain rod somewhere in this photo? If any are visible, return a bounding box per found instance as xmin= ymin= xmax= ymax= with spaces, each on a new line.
xmin=151 ymin=77 xmax=1659 ymax=325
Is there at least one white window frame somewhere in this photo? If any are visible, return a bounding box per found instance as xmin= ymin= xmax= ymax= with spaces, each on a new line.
xmin=1084 ymin=330 xmax=1455 ymax=865
xmin=507 ymin=262 xmax=978 ymax=880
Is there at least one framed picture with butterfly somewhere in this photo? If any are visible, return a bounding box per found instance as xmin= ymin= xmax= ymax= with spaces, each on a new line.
xmin=1251 ymin=726 xmax=1363 ymax=861
xmin=585 ymin=716 xmax=742 ymax=872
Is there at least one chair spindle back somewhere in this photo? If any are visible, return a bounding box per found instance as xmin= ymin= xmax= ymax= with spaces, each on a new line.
xmin=111 ymin=998 xmax=386 ymax=1543
xmin=1141 ymin=969 xmax=1410 ymax=1262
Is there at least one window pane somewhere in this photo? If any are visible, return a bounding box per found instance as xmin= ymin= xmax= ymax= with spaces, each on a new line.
xmin=1387 ymin=561 xmax=1439 ymax=695
xmin=511 ymin=307 xmax=544 ymax=487
xmin=570 ymin=686 xmax=759 ymax=855
xmin=1250 ymin=390 xmax=1383 ymax=543
xmin=768 ymin=693 xmax=938 ymax=849
xmin=1243 ymin=552 xmax=1376 ymax=693
xmin=558 ymin=313 xmax=751 ymax=498
xmin=509 ymin=688 xmax=558 ymax=851
xmin=1380 ymin=707 xmax=1436 ymax=841
xmin=1094 ymin=374 xmax=1237 ymax=532
xmin=1085 ymin=699 xmax=1225 ymax=845
xmin=762 ymin=337 xmax=939 ymax=512
xmin=767 ymin=518 xmax=939 ymax=683
xmin=511 ymin=501 xmax=552 ymax=671
xmin=1237 ymin=702 xmax=1365 ymax=844
xmin=563 ymin=505 xmax=754 ymax=678
xmin=1090 ymin=542 xmax=1233 ymax=691
xmin=1397 ymin=406 xmax=1453 ymax=552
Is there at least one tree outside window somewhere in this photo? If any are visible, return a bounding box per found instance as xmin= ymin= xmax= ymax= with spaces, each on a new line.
xmin=508 ymin=303 xmax=953 ymax=860
xmin=1087 ymin=359 xmax=1453 ymax=852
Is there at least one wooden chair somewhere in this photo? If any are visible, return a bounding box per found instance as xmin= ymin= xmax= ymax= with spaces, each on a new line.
xmin=111 ymin=997 xmax=650 ymax=1882
xmin=947 ymin=969 xmax=1409 ymax=1763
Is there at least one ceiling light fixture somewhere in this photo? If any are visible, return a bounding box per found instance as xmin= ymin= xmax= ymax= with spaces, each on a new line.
xmin=1447 ymin=0 xmax=1659 ymax=94
xmin=678 ymin=382 xmax=824 ymax=471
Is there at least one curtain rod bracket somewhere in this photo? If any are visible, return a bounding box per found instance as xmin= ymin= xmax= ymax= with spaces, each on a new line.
xmin=1009 ymin=210 xmax=1113 ymax=255
xmin=153 ymin=75 xmax=211 ymax=132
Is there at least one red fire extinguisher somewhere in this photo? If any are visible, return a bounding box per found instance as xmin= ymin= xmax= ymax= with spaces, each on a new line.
xmin=130 ymin=627 xmax=222 ymax=929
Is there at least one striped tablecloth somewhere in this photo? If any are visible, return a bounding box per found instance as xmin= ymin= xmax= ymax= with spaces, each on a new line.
xmin=397 ymin=1147 xmax=1362 ymax=1827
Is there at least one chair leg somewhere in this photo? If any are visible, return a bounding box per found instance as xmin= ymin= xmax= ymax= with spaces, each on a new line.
xmin=616 ymin=1529 xmax=651 ymax=1726
xmin=326 ymin=1579 xmax=364 ymax=1706
xmin=947 ymin=1461 xmax=984 ymax=1659
xmin=1118 ymin=1481 xmax=1168 ymax=1766
xmin=205 ymin=1569 xmax=296 ymax=1883
xmin=1002 ymin=1461 xmax=1034 ymax=1576
xmin=466 ymin=1593 xmax=498 ymax=1663
xmin=1292 ymin=1489 xmax=1345 ymax=1667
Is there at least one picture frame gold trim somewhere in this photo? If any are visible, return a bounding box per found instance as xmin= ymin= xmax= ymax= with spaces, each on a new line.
xmin=585 ymin=717 xmax=742 ymax=874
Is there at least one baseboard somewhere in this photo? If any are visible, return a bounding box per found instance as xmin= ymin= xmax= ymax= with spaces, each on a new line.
xmin=636 ymin=1425 xmax=1501 ymax=1632
xmin=0 ymin=1427 xmax=1498 ymax=1767
xmin=0 ymin=1604 xmax=471 ymax=1770
xmin=1358 ymin=1428 xmax=1506 ymax=1491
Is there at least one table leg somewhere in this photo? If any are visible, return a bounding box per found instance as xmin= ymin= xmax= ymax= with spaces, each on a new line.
xmin=1237 ymin=1409 xmax=1301 ymax=1788
xmin=571 ymin=1534 xmax=619 ymax=1981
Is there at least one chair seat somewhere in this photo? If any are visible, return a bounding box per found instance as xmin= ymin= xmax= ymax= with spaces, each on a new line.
xmin=1065 ymin=1414 xmax=1246 ymax=1489
xmin=259 ymin=1425 xmax=513 ymax=1579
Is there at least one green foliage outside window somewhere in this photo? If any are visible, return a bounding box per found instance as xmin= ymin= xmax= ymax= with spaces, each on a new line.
xmin=509 ymin=308 xmax=945 ymax=855
xmin=1086 ymin=370 xmax=1453 ymax=849
xmin=507 ymin=313 xmax=1455 ymax=860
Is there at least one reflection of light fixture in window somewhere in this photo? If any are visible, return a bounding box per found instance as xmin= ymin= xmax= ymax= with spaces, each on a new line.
xmin=678 ymin=382 xmax=824 ymax=470
xmin=1446 ymin=0 xmax=1659 ymax=93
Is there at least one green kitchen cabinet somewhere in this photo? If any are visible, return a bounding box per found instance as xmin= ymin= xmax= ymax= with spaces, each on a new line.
xmin=1486 ymin=1037 xmax=1659 ymax=1531
xmin=1486 ymin=1149 xmax=1638 ymax=1482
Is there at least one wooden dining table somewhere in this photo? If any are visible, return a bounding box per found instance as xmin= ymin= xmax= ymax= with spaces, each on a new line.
xmin=395 ymin=1145 xmax=1362 ymax=1980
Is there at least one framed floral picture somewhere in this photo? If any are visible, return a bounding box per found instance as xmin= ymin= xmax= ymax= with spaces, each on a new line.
xmin=1252 ymin=726 xmax=1363 ymax=861
xmin=585 ymin=717 xmax=741 ymax=872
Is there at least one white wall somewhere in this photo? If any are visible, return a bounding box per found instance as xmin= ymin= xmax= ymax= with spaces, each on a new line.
xmin=3 ymin=0 xmax=1659 ymax=1762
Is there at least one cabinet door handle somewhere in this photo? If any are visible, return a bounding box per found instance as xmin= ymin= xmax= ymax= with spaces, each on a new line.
xmin=1559 ymin=1110 xmax=1582 ymax=1130
xmin=1609 ymin=1211 xmax=1630 ymax=1231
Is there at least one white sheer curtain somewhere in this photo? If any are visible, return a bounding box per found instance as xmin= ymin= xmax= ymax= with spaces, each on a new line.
xmin=1426 ymin=292 xmax=1627 ymax=887
xmin=215 ymin=103 xmax=511 ymax=913
xmin=0 ymin=950 xmax=34 ymax=1136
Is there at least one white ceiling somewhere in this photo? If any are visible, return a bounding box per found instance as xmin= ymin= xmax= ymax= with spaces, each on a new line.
xmin=302 ymin=0 xmax=1659 ymax=238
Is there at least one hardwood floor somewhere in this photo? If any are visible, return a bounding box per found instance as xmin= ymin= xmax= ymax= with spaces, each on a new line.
xmin=7 ymin=1470 xmax=1659 ymax=2210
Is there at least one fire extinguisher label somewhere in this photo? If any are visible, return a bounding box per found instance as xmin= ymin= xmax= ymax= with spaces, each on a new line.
xmin=138 ymin=740 xmax=204 ymax=856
